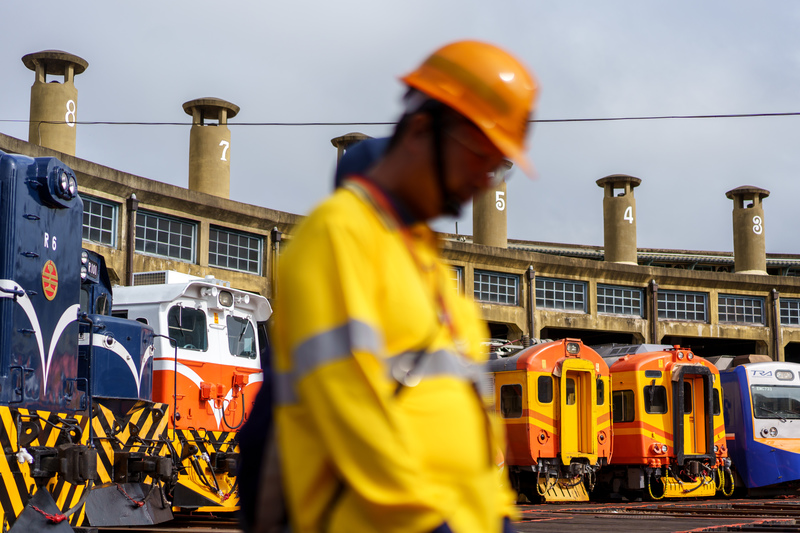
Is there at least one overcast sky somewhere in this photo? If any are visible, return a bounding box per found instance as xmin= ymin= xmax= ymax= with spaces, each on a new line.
xmin=2 ymin=1 xmax=800 ymax=254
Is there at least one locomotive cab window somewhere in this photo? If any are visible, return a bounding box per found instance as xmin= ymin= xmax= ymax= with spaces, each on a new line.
xmin=683 ymin=382 xmax=693 ymax=414
xmin=612 ymin=390 xmax=635 ymax=423
xmin=167 ymin=306 xmax=208 ymax=352
xmin=227 ymin=316 xmax=257 ymax=358
xmin=500 ymin=384 xmax=523 ymax=418
xmin=713 ymin=388 xmax=721 ymax=416
xmin=597 ymin=378 xmax=605 ymax=406
xmin=565 ymin=378 xmax=576 ymax=405
xmin=538 ymin=376 xmax=553 ymax=403
xmin=751 ymin=385 xmax=800 ymax=419
xmin=644 ymin=384 xmax=668 ymax=414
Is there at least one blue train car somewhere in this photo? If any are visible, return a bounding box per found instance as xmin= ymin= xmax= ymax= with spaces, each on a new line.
xmin=78 ymin=249 xmax=155 ymax=404
xmin=0 ymin=149 xmax=95 ymax=529
xmin=720 ymin=360 xmax=800 ymax=494
xmin=0 ymin=149 xmax=172 ymax=530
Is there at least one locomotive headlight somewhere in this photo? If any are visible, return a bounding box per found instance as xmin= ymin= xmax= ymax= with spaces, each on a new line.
xmin=661 ymin=444 xmax=668 ymax=453
xmin=566 ymin=342 xmax=580 ymax=355
xmin=769 ymin=427 xmax=778 ymax=438
xmin=688 ymin=353 xmax=694 ymax=360
xmin=776 ymin=370 xmax=794 ymax=381
xmin=59 ymin=172 xmax=69 ymax=194
xmin=714 ymin=445 xmax=719 ymax=453
xmin=67 ymin=176 xmax=77 ymax=197
xmin=81 ymin=250 xmax=89 ymax=264
xmin=678 ymin=352 xmax=684 ymax=360
xmin=80 ymin=265 xmax=88 ymax=280
xmin=219 ymin=290 xmax=233 ymax=307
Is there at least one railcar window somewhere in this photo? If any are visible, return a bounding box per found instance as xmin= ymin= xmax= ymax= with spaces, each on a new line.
xmin=644 ymin=370 xmax=662 ymax=378
xmin=683 ymin=382 xmax=693 ymax=414
xmin=644 ymin=385 xmax=668 ymax=414
xmin=227 ymin=316 xmax=257 ymax=358
xmin=612 ymin=390 xmax=635 ymax=423
xmin=167 ymin=306 xmax=208 ymax=352
xmin=597 ymin=379 xmax=605 ymax=406
xmin=500 ymin=384 xmax=523 ymax=418
xmin=751 ymin=385 xmax=800 ymax=419
xmin=538 ymin=376 xmax=553 ymax=403
xmin=713 ymin=388 xmax=721 ymax=416
xmin=565 ymin=378 xmax=576 ymax=405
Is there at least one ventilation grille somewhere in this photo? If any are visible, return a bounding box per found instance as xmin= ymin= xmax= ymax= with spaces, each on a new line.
xmin=132 ymin=272 xmax=167 ymax=286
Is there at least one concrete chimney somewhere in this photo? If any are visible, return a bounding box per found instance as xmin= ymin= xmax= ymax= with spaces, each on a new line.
xmin=22 ymin=50 xmax=88 ymax=155
xmin=472 ymin=161 xmax=513 ymax=248
xmin=331 ymin=132 xmax=370 ymax=165
xmin=726 ymin=186 xmax=770 ymax=275
xmin=596 ymin=174 xmax=641 ymax=265
xmin=183 ymin=98 xmax=239 ymax=199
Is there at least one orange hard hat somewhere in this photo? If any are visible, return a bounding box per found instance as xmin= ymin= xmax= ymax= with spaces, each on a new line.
xmin=401 ymin=40 xmax=538 ymax=176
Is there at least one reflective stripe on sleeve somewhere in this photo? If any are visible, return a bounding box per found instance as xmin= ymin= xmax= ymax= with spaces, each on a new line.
xmin=388 ymin=349 xmax=483 ymax=388
xmin=274 ymin=320 xmax=382 ymax=406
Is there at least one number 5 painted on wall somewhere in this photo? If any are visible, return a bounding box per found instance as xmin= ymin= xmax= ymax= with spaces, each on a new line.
xmin=495 ymin=191 xmax=506 ymax=211
xmin=219 ymin=140 xmax=230 ymax=161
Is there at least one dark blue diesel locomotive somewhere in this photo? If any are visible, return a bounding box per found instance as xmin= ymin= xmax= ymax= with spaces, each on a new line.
xmin=0 ymin=149 xmax=171 ymax=530
xmin=720 ymin=359 xmax=800 ymax=495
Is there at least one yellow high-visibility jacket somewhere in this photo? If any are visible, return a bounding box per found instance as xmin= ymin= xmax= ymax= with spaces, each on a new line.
xmin=272 ymin=178 xmax=517 ymax=533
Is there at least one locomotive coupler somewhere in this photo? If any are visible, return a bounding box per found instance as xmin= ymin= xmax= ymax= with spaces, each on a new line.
xmin=210 ymin=451 xmax=239 ymax=476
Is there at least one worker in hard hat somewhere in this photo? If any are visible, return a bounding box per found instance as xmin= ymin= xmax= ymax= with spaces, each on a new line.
xmin=271 ymin=40 xmax=538 ymax=533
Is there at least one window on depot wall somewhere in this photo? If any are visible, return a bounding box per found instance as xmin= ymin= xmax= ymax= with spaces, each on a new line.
xmin=135 ymin=210 xmax=196 ymax=262
xmin=597 ymin=284 xmax=643 ymax=317
xmin=474 ymin=270 xmax=519 ymax=306
xmin=209 ymin=226 xmax=263 ymax=274
xmin=718 ymin=294 xmax=764 ymax=325
xmin=80 ymin=194 xmax=118 ymax=247
xmin=536 ymin=277 xmax=587 ymax=312
xmin=657 ymin=290 xmax=707 ymax=322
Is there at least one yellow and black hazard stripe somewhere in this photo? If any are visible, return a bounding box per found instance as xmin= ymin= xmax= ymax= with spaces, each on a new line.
xmin=0 ymin=406 xmax=91 ymax=528
xmin=90 ymin=400 xmax=171 ymax=485
xmin=156 ymin=428 xmax=240 ymax=512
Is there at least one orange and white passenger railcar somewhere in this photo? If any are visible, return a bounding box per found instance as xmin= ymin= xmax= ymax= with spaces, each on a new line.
xmin=486 ymin=339 xmax=612 ymax=502
xmin=597 ymin=344 xmax=731 ymax=500
xmin=112 ymin=271 xmax=272 ymax=511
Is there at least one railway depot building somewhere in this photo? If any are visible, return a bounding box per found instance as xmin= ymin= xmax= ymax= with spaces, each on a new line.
xmin=5 ymin=49 xmax=800 ymax=362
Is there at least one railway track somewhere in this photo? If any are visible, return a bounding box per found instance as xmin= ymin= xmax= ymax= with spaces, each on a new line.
xmin=89 ymin=499 xmax=800 ymax=533
xmin=515 ymin=498 xmax=800 ymax=532
xmin=93 ymin=513 xmax=242 ymax=533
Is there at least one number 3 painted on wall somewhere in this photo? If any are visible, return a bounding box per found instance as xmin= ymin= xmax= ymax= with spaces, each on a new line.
xmin=219 ymin=140 xmax=230 ymax=161
xmin=495 ymin=191 xmax=506 ymax=211
xmin=753 ymin=215 xmax=763 ymax=235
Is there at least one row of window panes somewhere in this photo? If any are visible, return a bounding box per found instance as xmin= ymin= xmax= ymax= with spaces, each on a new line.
xmin=781 ymin=299 xmax=800 ymax=326
xmin=80 ymin=196 xmax=263 ymax=274
xmin=719 ymin=294 xmax=764 ymax=324
xmin=474 ymin=270 xmax=518 ymax=305
xmin=498 ymin=378 xmax=606 ymax=418
xmin=612 ymin=386 xmax=721 ymax=423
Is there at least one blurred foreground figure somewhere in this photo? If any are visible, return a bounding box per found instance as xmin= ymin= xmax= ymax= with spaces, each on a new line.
xmin=271 ymin=40 xmax=538 ymax=533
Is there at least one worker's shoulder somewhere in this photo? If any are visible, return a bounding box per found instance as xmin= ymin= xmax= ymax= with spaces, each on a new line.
xmin=303 ymin=188 xmax=383 ymax=233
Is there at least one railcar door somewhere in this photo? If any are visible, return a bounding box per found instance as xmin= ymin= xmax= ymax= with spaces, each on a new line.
xmin=682 ymin=375 xmax=708 ymax=455
xmin=559 ymin=359 xmax=597 ymax=463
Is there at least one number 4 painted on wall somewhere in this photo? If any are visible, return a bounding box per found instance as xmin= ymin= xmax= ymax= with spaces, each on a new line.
xmin=623 ymin=206 xmax=634 ymax=224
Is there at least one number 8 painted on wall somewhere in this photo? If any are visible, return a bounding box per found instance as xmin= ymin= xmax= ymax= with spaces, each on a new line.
xmin=65 ymin=100 xmax=76 ymax=128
